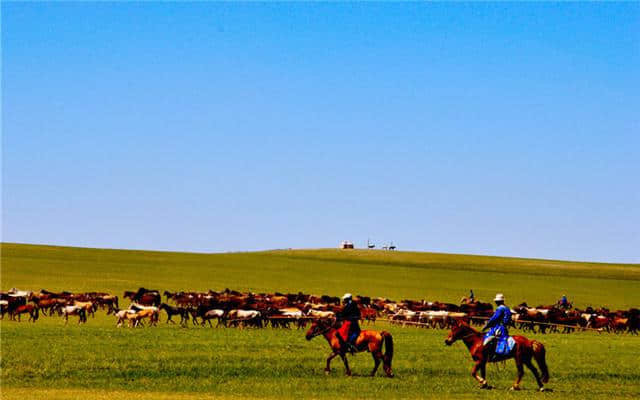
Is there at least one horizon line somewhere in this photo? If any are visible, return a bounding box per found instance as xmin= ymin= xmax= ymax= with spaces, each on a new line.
xmin=1 ymin=241 xmax=636 ymax=267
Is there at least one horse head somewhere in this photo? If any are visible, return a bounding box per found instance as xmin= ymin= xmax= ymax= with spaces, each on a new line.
xmin=445 ymin=320 xmax=474 ymax=346
xmin=305 ymin=319 xmax=331 ymax=341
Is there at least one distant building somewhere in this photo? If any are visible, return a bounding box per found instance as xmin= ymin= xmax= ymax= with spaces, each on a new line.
xmin=340 ymin=240 xmax=354 ymax=249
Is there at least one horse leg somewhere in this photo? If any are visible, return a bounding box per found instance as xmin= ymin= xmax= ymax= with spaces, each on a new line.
xmin=208 ymin=319 xmax=213 ymax=328
xmin=524 ymin=360 xmax=545 ymax=390
xmin=370 ymin=350 xmax=382 ymax=376
xmin=340 ymin=353 xmax=352 ymax=376
xmin=472 ymin=361 xmax=489 ymax=388
xmin=511 ymin=359 xmax=524 ymax=390
xmin=325 ymin=351 xmax=339 ymax=375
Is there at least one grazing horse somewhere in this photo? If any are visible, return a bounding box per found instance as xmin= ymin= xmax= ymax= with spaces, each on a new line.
xmin=444 ymin=321 xmax=549 ymax=391
xmin=305 ymin=319 xmax=394 ymax=377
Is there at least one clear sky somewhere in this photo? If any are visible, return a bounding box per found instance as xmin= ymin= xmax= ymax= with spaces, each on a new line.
xmin=2 ymin=2 xmax=639 ymax=263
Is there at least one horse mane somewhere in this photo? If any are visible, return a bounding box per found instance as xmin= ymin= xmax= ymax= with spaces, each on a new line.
xmin=456 ymin=320 xmax=481 ymax=335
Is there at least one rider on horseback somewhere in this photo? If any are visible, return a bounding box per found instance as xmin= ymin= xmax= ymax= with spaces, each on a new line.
xmin=558 ymin=294 xmax=570 ymax=309
xmin=482 ymin=293 xmax=512 ymax=359
xmin=337 ymin=293 xmax=361 ymax=354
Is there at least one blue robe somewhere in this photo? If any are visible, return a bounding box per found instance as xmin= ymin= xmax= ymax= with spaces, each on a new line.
xmin=483 ymin=304 xmax=512 ymax=355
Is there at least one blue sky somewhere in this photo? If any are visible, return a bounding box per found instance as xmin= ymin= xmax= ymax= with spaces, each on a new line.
xmin=2 ymin=3 xmax=639 ymax=262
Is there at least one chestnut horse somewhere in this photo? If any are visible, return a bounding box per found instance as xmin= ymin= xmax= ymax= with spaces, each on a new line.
xmin=445 ymin=321 xmax=549 ymax=391
xmin=11 ymin=304 xmax=39 ymax=322
xmin=305 ymin=319 xmax=394 ymax=377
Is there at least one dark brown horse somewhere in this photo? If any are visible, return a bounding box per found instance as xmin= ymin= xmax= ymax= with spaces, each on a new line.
xmin=445 ymin=321 xmax=549 ymax=391
xmin=123 ymin=289 xmax=161 ymax=306
xmin=11 ymin=304 xmax=39 ymax=322
xmin=305 ymin=319 xmax=394 ymax=377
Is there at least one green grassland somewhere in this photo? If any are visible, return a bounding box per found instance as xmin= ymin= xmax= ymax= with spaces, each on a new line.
xmin=1 ymin=243 xmax=639 ymax=399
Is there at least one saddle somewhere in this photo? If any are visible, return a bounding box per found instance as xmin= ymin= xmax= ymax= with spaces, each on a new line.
xmin=485 ymin=336 xmax=516 ymax=361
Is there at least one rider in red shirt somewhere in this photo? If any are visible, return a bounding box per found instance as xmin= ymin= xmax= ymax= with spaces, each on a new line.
xmin=337 ymin=293 xmax=361 ymax=353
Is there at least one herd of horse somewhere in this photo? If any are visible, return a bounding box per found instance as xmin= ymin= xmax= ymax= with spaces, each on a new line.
xmin=388 ymin=299 xmax=639 ymax=334
xmin=2 ymin=287 xmax=638 ymax=334
xmin=2 ymin=286 xmax=638 ymax=390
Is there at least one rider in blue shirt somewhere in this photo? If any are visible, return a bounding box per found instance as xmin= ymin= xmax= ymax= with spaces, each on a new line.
xmin=481 ymin=293 xmax=512 ymax=356
xmin=559 ymin=294 xmax=569 ymax=309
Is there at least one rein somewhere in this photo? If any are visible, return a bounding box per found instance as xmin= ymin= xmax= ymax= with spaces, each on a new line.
xmin=461 ymin=332 xmax=478 ymax=340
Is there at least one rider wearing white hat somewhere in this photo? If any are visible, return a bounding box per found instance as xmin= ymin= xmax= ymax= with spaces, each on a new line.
xmin=337 ymin=293 xmax=361 ymax=353
xmin=482 ymin=293 xmax=512 ymax=358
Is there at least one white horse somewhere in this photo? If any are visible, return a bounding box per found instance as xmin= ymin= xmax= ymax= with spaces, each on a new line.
xmin=307 ymin=309 xmax=335 ymax=319
xmin=62 ymin=305 xmax=87 ymax=324
xmin=115 ymin=309 xmax=136 ymax=327
xmin=227 ymin=309 xmax=262 ymax=328
xmin=279 ymin=308 xmax=304 ymax=318
xmin=228 ymin=309 xmax=261 ymax=319
xmin=9 ymin=288 xmax=32 ymax=297
xmin=418 ymin=310 xmax=451 ymax=328
xmin=128 ymin=303 xmax=159 ymax=312
xmin=201 ymin=309 xmax=225 ymax=327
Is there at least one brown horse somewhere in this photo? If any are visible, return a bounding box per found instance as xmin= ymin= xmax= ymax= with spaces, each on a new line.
xmin=445 ymin=321 xmax=549 ymax=391
xmin=11 ymin=304 xmax=39 ymax=322
xmin=305 ymin=319 xmax=394 ymax=377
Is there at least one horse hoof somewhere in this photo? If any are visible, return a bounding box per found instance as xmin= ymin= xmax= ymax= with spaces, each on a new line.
xmin=510 ymin=386 xmax=521 ymax=391
xmin=324 ymin=370 xmax=330 ymax=376
xmin=539 ymin=387 xmax=552 ymax=392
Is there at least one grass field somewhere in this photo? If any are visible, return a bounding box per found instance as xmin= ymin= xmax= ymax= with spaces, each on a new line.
xmin=1 ymin=243 xmax=639 ymax=399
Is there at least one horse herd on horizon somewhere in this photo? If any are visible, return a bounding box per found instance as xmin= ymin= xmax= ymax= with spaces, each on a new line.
xmin=1 ymin=287 xmax=638 ymax=334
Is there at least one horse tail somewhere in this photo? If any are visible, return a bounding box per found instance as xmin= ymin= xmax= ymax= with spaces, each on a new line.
xmin=114 ymin=296 xmax=119 ymax=310
xmin=382 ymin=331 xmax=394 ymax=367
xmin=532 ymin=340 xmax=549 ymax=383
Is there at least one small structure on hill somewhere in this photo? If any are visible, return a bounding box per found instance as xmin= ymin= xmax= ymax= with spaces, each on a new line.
xmin=340 ymin=240 xmax=354 ymax=249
